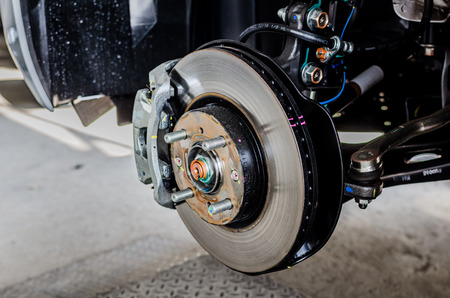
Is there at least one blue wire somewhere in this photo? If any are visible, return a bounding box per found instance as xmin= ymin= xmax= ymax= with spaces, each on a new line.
xmin=319 ymin=72 xmax=346 ymax=105
xmin=318 ymin=6 xmax=353 ymax=105
xmin=340 ymin=6 xmax=355 ymax=40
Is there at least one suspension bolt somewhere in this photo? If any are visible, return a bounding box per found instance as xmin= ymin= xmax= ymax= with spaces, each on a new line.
xmin=301 ymin=62 xmax=323 ymax=85
xmin=208 ymin=199 xmax=233 ymax=215
xmin=164 ymin=129 xmax=187 ymax=144
xmin=307 ymin=8 xmax=329 ymax=30
xmin=356 ymin=199 xmax=372 ymax=210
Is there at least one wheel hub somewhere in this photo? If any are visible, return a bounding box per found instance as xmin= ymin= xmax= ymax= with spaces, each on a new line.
xmin=170 ymin=102 xmax=265 ymax=226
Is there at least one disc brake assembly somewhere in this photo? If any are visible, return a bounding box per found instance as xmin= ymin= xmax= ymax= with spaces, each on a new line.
xmin=133 ymin=41 xmax=343 ymax=274
xmin=129 ymin=0 xmax=450 ymax=276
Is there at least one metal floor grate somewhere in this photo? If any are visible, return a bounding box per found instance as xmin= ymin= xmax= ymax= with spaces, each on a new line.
xmin=97 ymin=255 xmax=306 ymax=298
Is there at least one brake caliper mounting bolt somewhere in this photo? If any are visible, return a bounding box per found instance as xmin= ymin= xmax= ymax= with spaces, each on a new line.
xmin=202 ymin=136 xmax=227 ymax=151
xmin=171 ymin=188 xmax=194 ymax=203
xmin=164 ymin=129 xmax=187 ymax=144
xmin=208 ymin=199 xmax=233 ymax=215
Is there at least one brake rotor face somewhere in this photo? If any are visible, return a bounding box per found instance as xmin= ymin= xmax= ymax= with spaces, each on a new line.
xmin=169 ymin=49 xmax=306 ymax=273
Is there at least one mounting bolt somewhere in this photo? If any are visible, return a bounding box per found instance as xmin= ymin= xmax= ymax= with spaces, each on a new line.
xmin=307 ymin=8 xmax=329 ymax=30
xmin=174 ymin=156 xmax=183 ymax=167
xmin=171 ymin=188 xmax=194 ymax=203
xmin=159 ymin=111 xmax=170 ymax=130
xmin=316 ymin=47 xmax=330 ymax=63
xmin=277 ymin=6 xmax=288 ymax=22
xmin=208 ymin=199 xmax=233 ymax=215
xmin=301 ymin=63 xmax=323 ymax=85
xmin=160 ymin=162 xmax=171 ymax=179
xmin=202 ymin=137 xmax=227 ymax=151
xmin=231 ymin=170 xmax=239 ymax=182
xmin=356 ymin=199 xmax=372 ymax=210
xmin=164 ymin=129 xmax=187 ymax=144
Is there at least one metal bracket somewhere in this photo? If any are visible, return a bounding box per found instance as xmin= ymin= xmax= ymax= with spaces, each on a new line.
xmin=316 ymin=36 xmax=354 ymax=64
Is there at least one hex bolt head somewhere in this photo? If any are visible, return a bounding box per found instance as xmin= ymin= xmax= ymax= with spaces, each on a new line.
xmin=301 ymin=63 xmax=323 ymax=85
xmin=307 ymin=8 xmax=329 ymax=30
xmin=159 ymin=111 xmax=170 ymax=130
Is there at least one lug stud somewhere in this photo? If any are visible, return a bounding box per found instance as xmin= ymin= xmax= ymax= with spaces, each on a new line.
xmin=202 ymin=136 xmax=226 ymax=151
xmin=164 ymin=129 xmax=187 ymax=144
xmin=208 ymin=199 xmax=233 ymax=215
xmin=171 ymin=188 xmax=194 ymax=203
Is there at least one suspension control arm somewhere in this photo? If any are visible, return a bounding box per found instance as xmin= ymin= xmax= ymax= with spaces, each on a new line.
xmin=345 ymin=104 xmax=450 ymax=208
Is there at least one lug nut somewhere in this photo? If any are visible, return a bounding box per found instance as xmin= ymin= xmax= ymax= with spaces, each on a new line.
xmin=202 ymin=136 xmax=227 ymax=151
xmin=208 ymin=199 xmax=233 ymax=215
xmin=164 ymin=129 xmax=187 ymax=144
xmin=301 ymin=62 xmax=323 ymax=85
xmin=171 ymin=188 xmax=194 ymax=203
xmin=307 ymin=8 xmax=329 ymax=30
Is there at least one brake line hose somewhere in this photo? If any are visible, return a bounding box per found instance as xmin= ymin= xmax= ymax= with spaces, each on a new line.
xmin=238 ymin=23 xmax=333 ymax=48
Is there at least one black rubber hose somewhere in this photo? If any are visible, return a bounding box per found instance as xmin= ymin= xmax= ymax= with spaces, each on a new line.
xmin=238 ymin=23 xmax=333 ymax=47
xmin=356 ymin=0 xmax=434 ymax=52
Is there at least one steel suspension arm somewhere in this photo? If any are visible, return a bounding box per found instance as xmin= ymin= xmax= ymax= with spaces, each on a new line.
xmin=350 ymin=104 xmax=450 ymax=175
xmin=344 ymin=104 xmax=450 ymax=208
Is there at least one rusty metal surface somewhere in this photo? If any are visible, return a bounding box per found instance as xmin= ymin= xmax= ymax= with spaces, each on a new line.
xmin=171 ymin=110 xmax=245 ymax=225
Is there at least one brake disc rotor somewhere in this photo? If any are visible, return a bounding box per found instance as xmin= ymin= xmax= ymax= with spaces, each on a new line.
xmin=169 ymin=48 xmax=307 ymax=273
xmin=132 ymin=40 xmax=343 ymax=274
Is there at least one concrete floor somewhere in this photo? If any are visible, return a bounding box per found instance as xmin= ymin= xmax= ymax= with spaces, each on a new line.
xmin=0 ymin=85 xmax=450 ymax=297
